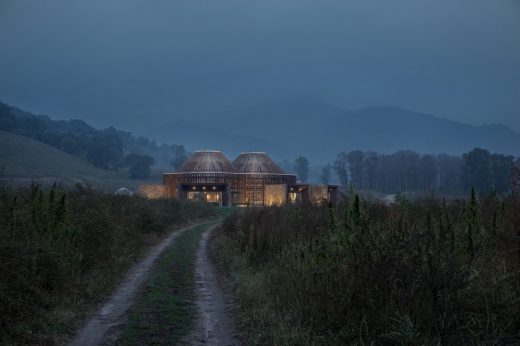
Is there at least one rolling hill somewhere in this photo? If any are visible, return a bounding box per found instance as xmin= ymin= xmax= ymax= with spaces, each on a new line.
xmin=0 ymin=131 xmax=158 ymax=190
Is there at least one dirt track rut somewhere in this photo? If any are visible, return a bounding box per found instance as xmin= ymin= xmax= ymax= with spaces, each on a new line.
xmin=180 ymin=227 xmax=239 ymax=345
xmin=70 ymin=222 xmax=239 ymax=346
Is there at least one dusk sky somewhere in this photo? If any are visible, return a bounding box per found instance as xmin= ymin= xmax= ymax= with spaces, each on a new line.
xmin=0 ymin=0 xmax=519 ymax=132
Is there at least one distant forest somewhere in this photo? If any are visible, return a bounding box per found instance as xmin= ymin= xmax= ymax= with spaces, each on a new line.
xmin=0 ymin=101 xmax=187 ymax=179
xmin=326 ymin=149 xmax=519 ymax=194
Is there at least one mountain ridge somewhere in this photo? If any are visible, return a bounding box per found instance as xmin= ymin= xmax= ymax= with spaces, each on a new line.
xmin=3 ymin=97 xmax=519 ymax=165
xmin=143 ymin=100 xmax=520 ymax=162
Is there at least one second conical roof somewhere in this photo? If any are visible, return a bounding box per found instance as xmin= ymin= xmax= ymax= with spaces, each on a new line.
xmin=176 ymin=150 xmax=236 ymax=173
xmin=232 ymin=152 xmax=286 ymax=174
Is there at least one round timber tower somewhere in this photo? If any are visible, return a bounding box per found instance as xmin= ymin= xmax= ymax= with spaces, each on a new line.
xmin=232 ymin=152 xmax=296 ymax=205
xmin=163 ymin=150 xmax=236 ymax=206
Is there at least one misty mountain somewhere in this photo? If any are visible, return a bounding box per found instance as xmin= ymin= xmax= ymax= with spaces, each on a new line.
xmin=145 ymin=99 xmax=520 ymax=163
xmin=143 ymin=120 xmax=290 ymax=160
xmin=143 ymin=98 xmax=347 ymax=160
xmin=5 ymin=97 xmax=520 ymax=167
xmin=327 ymin=107 xmax=520 ymax=158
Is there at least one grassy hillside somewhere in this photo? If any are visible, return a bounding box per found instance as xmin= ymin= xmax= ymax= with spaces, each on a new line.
xmin=0 ymin=131 xmax=160 ymax=190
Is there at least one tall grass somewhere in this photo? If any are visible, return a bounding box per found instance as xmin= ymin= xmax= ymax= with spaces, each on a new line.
xmin=210 ymin=192 xmax=520 ymax=345
xmin=0 ymin=183 xmax=217 ymax=345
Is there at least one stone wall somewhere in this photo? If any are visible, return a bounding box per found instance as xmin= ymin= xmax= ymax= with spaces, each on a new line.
xmin=138 ymin=184 xmax=165 ymax=199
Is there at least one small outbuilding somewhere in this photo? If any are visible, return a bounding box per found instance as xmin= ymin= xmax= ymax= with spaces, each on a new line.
xmin=114 ymin=187 xmax=134 ymax=196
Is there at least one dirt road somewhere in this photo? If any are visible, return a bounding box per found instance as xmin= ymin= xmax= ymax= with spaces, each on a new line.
xmin=180 ymin=227 xmax=240 ymax=345
xmin=70 ymin=222 xmax=239 ymax=346
xmin=70 ymin=223 xmax=198 ymax=346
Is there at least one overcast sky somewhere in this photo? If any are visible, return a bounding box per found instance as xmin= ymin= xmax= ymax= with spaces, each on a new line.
xmin=0 ymin=0 xmax=519 ymax=132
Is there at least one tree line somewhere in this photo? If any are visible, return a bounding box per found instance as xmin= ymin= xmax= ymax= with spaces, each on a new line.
xmin=291 ymin=148 xmax=519 ymax=194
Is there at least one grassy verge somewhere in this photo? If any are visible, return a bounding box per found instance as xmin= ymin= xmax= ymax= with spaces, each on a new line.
xmin=210 ymin=192 xmax=520 ymax=345
xmin=120 ymin=221 xmax=216 ymax=345
xmin=0 ymin=183 xmax=217 ymax=345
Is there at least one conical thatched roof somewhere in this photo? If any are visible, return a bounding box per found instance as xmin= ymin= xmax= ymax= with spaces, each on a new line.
xmin=176 ymin=150 xmax=236 ymax=173
xmin=232 ymin=152 xmax=286 ymax=174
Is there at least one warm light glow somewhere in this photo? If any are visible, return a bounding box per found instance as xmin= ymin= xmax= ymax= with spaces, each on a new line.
xmin=205 ymin=191 xmax=221 ymax=204
xmin=192 ymin=186 xmax=196 ymax=190
xmin=265 ymin=184 xmax=286 ymax=206
xmin=309 ymin=185 xmax=330 ymax=205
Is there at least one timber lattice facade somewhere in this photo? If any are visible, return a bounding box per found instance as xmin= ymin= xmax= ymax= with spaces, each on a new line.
xmin=163 ymin=150 xmax=337 ymax=207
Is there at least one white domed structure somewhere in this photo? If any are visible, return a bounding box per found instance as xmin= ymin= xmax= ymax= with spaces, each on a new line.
xmin=114 ymin=187 xmax=134 ymax=196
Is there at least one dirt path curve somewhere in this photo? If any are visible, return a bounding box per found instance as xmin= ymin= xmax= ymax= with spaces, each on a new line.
xmin=70 ymin=222 xmax=207 ymax=346
xmin=180 ymin=227 xmax=240 ymax=346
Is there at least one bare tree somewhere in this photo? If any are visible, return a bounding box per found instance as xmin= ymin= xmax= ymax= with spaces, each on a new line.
xmin=320 ymin=163 xmax=332 ymax=185
xmin=294 ymin=156 xmax=310 ymax=182
xmin=346 ymin=150 xmax=365 ymax=189
xmin=334 ymin=152 xmax=349 ymax=188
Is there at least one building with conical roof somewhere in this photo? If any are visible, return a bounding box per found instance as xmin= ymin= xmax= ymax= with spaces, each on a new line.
xmin=176 ymin=150 xmax=236 ymax=173
xmin=231 ymin=152 xmax=295 ymax=205
xmin=163 ymin=150 xmax=337 ymax=206
xmin=232 ymin=152 xmax=285 ymax=174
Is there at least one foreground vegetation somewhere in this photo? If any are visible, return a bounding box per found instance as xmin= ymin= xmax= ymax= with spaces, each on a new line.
xmin=211 ymin=191 xmax=520 ymax=345
xmin=121 ymin=222 xmax=215 ymax=345
xmin=0 ymin=183 xmax=217 ymax=345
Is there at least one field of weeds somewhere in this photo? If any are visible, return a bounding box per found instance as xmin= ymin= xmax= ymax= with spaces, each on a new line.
xmin=211 ymin=190 xmax=520 ymax=345
xmin=0 ymin=183 xmax=217 ymax=345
